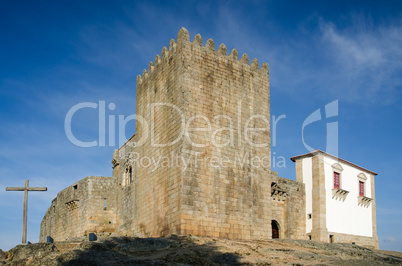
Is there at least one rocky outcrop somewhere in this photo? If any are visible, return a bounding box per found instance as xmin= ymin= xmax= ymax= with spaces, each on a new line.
xmin=1 ymin=236 xmax=402 ymax=265
xmin=0 ymin=249 xmax=6 ymax=261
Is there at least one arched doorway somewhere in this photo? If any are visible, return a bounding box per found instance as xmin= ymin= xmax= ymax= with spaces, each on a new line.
xmin=272 ymin=220 xmax=280 ymax=239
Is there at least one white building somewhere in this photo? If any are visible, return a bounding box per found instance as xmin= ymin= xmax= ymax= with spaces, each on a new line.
xmin=291 ymin=150 xmax=378 ymax=248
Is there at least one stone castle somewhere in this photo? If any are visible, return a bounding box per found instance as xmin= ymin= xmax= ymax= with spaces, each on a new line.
xmin=40 ymin=28 xmax=379 ymax=248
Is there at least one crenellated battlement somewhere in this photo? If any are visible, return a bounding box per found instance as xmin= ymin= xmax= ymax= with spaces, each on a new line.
xmin=136 ymin=27 xmax=269 ymax=87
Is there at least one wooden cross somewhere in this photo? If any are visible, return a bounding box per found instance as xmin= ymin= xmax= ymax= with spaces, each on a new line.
xmin=6 ymin=180 xmax=47 ymax=244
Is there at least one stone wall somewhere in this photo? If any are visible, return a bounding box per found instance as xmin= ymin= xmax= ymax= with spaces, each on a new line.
xmin=176 ymin=28 xmax=272 ymax=240
xmin=40 ymin=176 xmax=117 ymax=242
xmin=112 ymin=137 xmax=137 ymax=235
xmin=110 ymin=27 xmax=273 ymax=240
xmin=271 ymin=175 xmax=306 ymax=240
xmin=324 ymin=231 xmax=378 ymax=249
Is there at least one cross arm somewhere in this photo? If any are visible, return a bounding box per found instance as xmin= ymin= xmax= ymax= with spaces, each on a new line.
xmin=6 ymin=187 xmax=25 ymax=191
xmin=27 ymin=187 xmax=47 ymax=191
xmin=6 ymin=187 xmax=47 ymax=191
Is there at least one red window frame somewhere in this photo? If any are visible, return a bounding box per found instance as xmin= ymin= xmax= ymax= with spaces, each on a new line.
xmin=359 ymin=181 xmax=364 ymax=196
xmin=334 ymin=172 xmax=340 ymax=189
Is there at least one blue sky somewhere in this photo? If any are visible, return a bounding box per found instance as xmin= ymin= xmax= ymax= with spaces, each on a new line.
xmin=0 ymin=0 xmax=401 ymax=251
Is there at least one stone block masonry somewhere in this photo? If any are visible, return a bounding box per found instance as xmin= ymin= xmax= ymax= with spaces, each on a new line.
xmin=113 ymin=27 xmax=273 ymax=240
xmin=40 ymin=176 xmax=117 ymax=242
xmin=271 ymin=176 xmax=306 ymax=240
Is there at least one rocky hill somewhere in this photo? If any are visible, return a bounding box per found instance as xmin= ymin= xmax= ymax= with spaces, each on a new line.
xmin=1 ymin=235 xmax=401 ymax=265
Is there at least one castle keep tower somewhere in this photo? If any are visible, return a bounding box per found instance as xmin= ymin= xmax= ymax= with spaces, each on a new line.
xmin=113 ymin=27 xmax=273 ymax=239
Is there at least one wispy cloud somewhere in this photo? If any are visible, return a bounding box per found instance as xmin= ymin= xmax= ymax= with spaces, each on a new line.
xmin=384 ymin=236 xmax=397 ymax=243
xmin=321 ymin=22 xmax=384 ymax=67
xmin=318 ymin=19 xmax=402 ymax=104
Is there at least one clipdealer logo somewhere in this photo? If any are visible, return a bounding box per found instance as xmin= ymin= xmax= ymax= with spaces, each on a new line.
xmin=302 ymin=100 xmax=339 ymax=157
xmin=64 ymin=99 xmax=339 ymax=169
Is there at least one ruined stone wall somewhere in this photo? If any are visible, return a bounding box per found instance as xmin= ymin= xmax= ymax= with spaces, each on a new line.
xmin=271 ymin=176 xmax=306 ymax=240
xmin=40 ymin=176 xmax=117 ymax=242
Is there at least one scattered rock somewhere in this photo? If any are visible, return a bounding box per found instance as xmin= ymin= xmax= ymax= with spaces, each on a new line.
xmin=187 ymin=234 xmax=200 ymax=242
